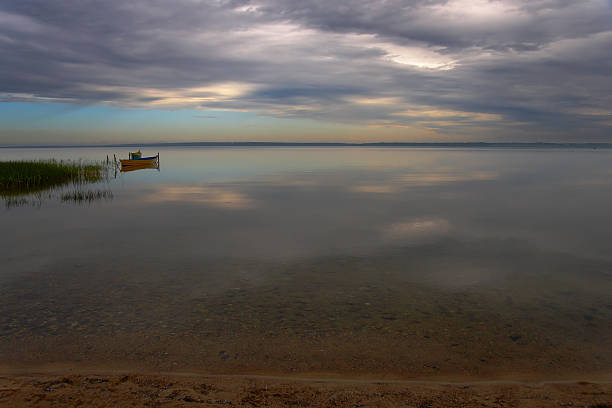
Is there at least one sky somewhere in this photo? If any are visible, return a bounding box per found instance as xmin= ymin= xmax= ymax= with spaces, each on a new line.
xmin=0 ymin=0 xmax=611 ymax=145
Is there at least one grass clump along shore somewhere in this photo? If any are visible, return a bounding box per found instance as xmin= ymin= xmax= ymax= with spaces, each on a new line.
xmin=0 ymin=159 xmax=108 ymax=197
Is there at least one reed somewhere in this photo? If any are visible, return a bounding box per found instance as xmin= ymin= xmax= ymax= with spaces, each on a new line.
xmin=0 ymin=159 xmax=108 ymax=196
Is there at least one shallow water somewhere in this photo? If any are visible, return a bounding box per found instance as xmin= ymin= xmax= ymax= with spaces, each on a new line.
xmin=1 ymin=147 xmax=611 ymax=378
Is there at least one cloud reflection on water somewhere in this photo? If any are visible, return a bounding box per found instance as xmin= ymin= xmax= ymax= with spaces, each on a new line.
xmin=383 ymin=218 xmax=451 ymax=242
xmin=397 ymin=171 xmax=497 ymax=186
xmin=350 ymin=185 xmax=396 ymax=193
xmin=144 ymin=185 xmax=254 ymax=209
xmin=351 ymin=170 xmax=497 ymax=194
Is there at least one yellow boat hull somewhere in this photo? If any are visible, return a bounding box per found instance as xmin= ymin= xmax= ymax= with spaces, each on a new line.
xmin=120 ymin=158 xmax=157 ymax=166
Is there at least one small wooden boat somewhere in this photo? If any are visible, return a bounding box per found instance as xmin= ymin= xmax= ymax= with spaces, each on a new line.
xmin=120 ymin=151 xmax=159 ymax=167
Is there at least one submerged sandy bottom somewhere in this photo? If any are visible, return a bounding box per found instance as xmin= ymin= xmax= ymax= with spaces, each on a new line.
xmin=2 ymin=243 xmax=612 ymax=380
xmin=3 ymin=243 xmax=610 ymax=406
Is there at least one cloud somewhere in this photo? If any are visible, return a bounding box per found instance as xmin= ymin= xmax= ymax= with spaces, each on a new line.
xmin=0 ymin=0 xmax=611 ymax=140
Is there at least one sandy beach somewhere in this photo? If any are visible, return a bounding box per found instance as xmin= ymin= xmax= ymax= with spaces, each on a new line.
xmin=1 ymin=368 xmax=611 ymax=407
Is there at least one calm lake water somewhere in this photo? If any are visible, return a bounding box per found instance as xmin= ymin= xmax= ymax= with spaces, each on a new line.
xmin=1 ymin=147 xmax=611 ymax=378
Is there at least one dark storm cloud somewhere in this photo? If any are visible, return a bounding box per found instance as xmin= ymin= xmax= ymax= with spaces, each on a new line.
xmin=261 ymin=0 xmax=611 ymax=51
xmin=0 ymin=0 xmax=611 ymax=140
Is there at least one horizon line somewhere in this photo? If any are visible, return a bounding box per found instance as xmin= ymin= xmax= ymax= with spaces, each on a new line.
xmin=2 ymin=141 xmax=612 ymax=149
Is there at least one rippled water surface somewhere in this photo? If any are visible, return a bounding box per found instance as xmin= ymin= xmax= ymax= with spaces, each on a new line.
xmin=1 ymin=147 xmax=611 ymax=378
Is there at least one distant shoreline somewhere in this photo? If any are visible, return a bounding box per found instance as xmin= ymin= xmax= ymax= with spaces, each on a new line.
xmin=2 ymin=142 xmax=612 ymax=149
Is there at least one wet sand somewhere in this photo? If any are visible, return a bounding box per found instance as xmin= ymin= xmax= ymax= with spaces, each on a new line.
xmin=1 ymin=370 xmax=611 ymax=407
